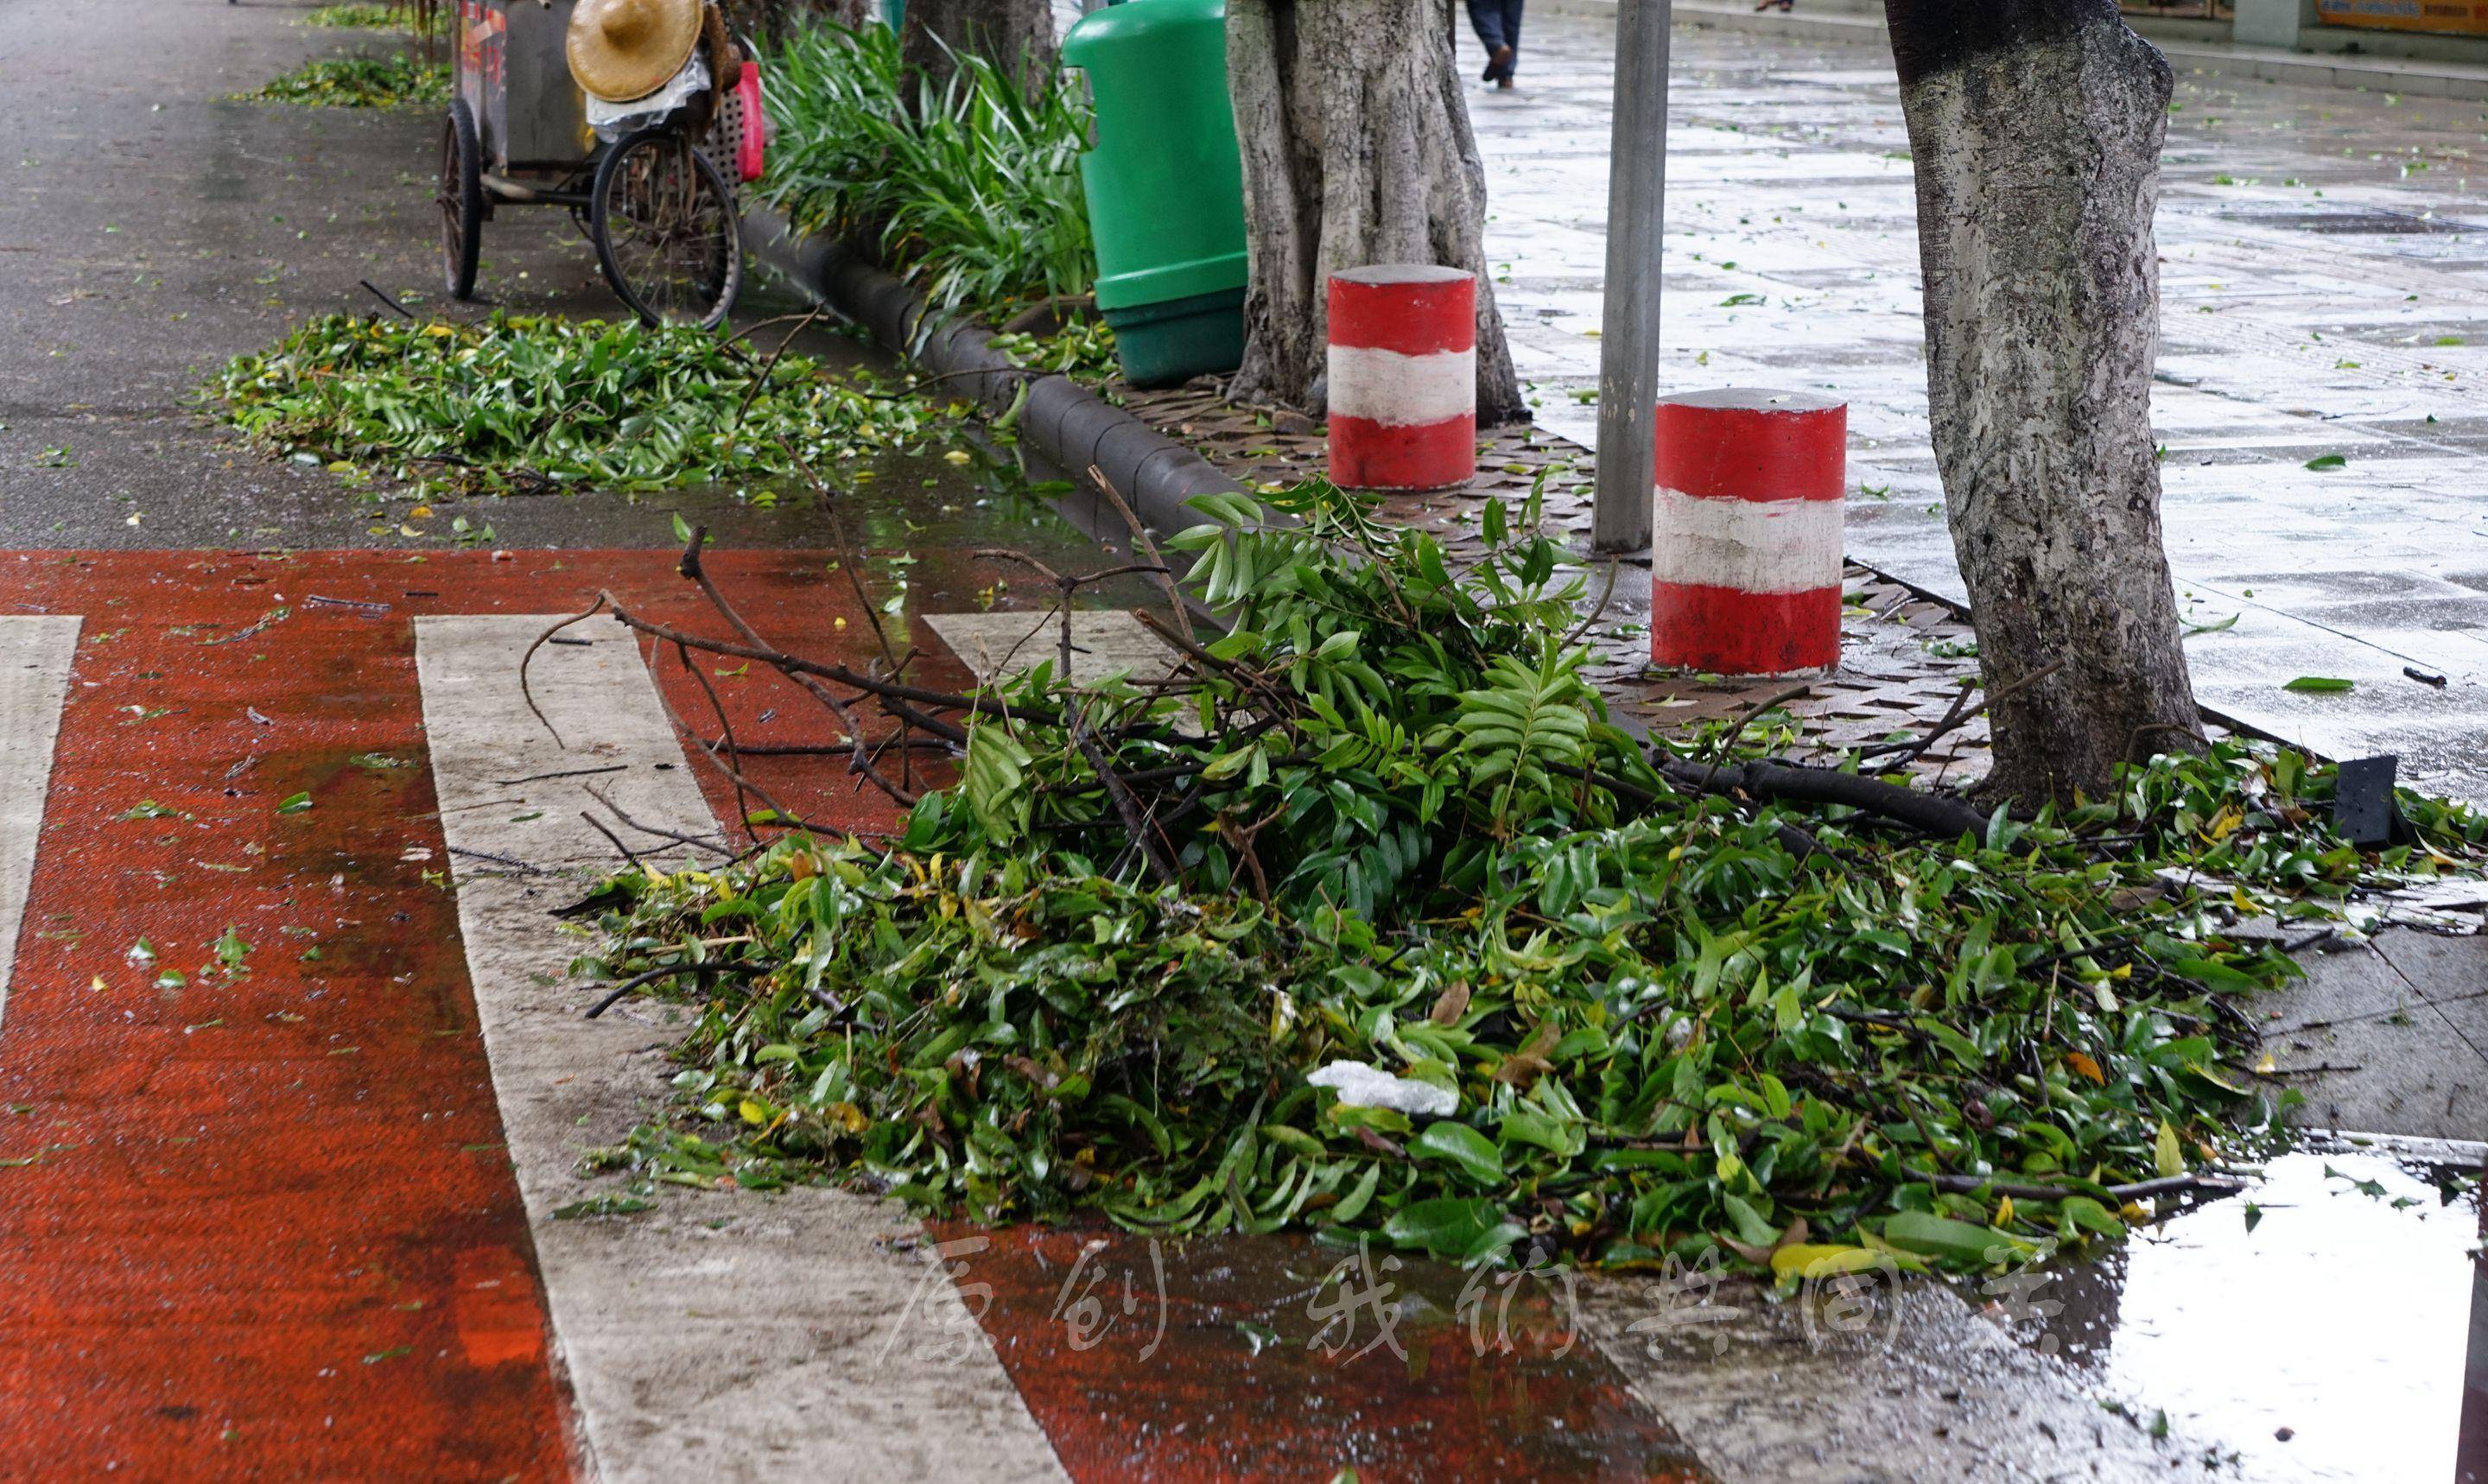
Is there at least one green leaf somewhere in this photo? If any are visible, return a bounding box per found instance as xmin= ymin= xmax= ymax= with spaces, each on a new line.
xmin=2153 ymin=1120 xmax=2184 ymax=1178
xmin=2302 ymin=453 xmax=2347 ymax=471
xmin=1882 ymin=1210 xmax=2031 ymax=1268
xmin=962 ymin=725 xmax=1032 ymax=840
xmin=1382 ymin=1196 xmax=1518 ymax=1259
xmin=1411 ymin=1121 xmax=1504 ymax=1185
xmin=2282 ymin=675 xmax=2354 ymax=693
xmin=2060 ymin=1195 xmax=2123 ymax=1237
xmin=276 ymin=792 xmax=314 ymax=814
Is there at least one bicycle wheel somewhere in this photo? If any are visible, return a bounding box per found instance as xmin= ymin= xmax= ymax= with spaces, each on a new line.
xmin=589 ymin=129 xmax=743 ymax=330
xmin=439 ymin=98 xmax=483 ymax=301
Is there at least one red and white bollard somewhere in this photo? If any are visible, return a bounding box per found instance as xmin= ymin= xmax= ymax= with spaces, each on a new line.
xmin=1326 ymin=265 xmax=1476 ymax=491
xmin=1649 ymin=389 xmax=1846 ymax=676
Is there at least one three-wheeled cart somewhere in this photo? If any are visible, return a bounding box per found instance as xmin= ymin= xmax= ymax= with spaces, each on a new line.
xmin=438 ymin=0 xmax=758 ymax=328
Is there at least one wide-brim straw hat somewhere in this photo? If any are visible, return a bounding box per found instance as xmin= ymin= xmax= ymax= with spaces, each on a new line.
xmin=567 ymin=0 xmax=703 ymax=104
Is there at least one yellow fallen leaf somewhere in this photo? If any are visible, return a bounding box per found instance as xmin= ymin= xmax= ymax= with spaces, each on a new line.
xmin=2154 ymin=1119 xmax=2184 ymax=1178
xmin=2066 ymin=1050 xmax=2105 ymax=1084
xmin=1770 ymin=1243 xmax=1884 ymax=1278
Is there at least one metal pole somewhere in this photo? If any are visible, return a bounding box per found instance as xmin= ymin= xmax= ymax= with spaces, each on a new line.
xmin=1590 ymin=0 xmax=1671 ymax=554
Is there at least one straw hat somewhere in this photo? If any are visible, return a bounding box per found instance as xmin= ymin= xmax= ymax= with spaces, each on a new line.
xmin=567 ymin=0 xmax=702 ymax=104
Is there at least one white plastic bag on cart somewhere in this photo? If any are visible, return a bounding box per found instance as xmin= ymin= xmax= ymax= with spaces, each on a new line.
xmin=584 ymin=52 xmax=709 ymax=140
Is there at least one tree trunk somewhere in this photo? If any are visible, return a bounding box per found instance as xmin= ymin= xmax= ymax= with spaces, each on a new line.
xmin=903 ymin=0 xmax=1058 ymax=97
xmin=1886 ymin=0 xmax=2203 ymax=805
xmin=1225 ymin=0 xmax=1526 ymax=424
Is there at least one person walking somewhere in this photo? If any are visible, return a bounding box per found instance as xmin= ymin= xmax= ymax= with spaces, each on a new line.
xmin=1466 ymin=0 xmax=1523 ymax=88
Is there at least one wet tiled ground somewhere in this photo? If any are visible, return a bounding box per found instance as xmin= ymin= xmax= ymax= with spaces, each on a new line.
xmin=1463 ymin=10 xmax=2488 ymax=806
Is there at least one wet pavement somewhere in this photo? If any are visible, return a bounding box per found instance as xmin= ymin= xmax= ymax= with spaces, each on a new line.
xmin=2039 ymin=1143 xmax=2485 ymax=1482
xmin=1465 ymin=6 xmax=2488 ymax=808
xmin=4 ymin=0 xmax=2487 ymax=1477
xmin=1 ymin=0 xmax=942 ymax=555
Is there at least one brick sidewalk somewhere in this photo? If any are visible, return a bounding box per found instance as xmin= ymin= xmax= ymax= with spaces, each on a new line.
xmin=1119 ymin=382 xmax=2004 ymax=780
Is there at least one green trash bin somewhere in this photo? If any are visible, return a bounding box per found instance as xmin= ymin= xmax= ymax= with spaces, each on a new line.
xmin=1061 ymin=0 xmax=1248 ymax=387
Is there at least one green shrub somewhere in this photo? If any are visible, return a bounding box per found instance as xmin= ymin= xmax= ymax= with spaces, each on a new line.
xmin=758 ymin=24 xmax=1095 ymax=322
xmin=301 ymin=3 xmax=451 ymax=35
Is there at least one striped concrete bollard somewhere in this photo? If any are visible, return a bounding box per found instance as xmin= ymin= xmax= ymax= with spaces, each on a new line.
xmin=1649 ymin=388 xmax=1846 ymax=677
xmin=1326 ymin=265 xmax=1476 ymax=491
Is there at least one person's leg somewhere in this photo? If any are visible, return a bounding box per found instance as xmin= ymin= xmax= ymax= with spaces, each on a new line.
xmin=1496 ymin=0 xmax=1524 ymax=85
xmin=1466 ymin=0 xmax=1514 ymax=80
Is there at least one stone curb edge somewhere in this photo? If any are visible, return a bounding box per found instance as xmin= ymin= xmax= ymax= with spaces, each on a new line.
xmin=741 ymin=206 xmax=1250 ymax=546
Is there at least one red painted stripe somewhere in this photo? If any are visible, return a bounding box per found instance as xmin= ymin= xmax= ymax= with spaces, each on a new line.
xmin=1650 ymin=580 xmax=1843 ymax=675
xmin=933 ymin=1223 xmax=1713 ymax=1482
xmin=1327 ymin=273 xmax=1476 ymax=357
xmin=0 ymin=547 xmax=928 ymax=1478
xmin=1652 ymin=398 xmax=1846 ymax=504
xmin=1330 ymin=411 xmax=1476 ymax=491
xmin=0 ymin=555 xmax=579 ymax=1478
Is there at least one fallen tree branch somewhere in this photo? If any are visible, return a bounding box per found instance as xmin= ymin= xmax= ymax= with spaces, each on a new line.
xmin=1655 ymin=755 xmax=1990 ymax=841
xmin=1926 ymin=1170 xmax=2246 ymax=1203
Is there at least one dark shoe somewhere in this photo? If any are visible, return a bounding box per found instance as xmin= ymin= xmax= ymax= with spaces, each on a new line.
xmin=1483 ymin=43 xmax=1513 ymax=81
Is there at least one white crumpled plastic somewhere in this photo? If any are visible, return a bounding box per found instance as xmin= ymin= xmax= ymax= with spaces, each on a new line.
xmin=585 ymin=52 xmax=711 ymax=139
xmin=1305 ymin=1060 xmax=1457 ymax=1118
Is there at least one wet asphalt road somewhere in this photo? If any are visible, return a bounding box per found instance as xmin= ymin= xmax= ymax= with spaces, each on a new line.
xmin=0 ymin=0 xmax=887 ymax=553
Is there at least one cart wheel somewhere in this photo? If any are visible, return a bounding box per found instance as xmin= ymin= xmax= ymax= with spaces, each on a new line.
xmin=589 ymin=129 xmax=743 ymax=331
xmin=439 ymin=98 xmax=484 ymax=301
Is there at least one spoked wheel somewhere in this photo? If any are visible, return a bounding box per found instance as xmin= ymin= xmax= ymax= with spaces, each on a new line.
xmin=438 ymin=98 xmax=483 ymax=301
xmin=589 ymin=129 xmax=743 ymax=330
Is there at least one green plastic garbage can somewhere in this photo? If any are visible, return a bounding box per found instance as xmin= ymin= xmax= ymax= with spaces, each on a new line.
xmin=1061 ymin=0 xmax=1248 ymax=387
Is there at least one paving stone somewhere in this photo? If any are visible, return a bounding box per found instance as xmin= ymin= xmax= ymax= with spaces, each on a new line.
xmin=2273 ymin=999 xmax=2488 ymax=1142
xmin=2257 ymin=942 xmax=2434 ymax=1036
xmin=2370 ymin=929 xmax=2488 ymax=1011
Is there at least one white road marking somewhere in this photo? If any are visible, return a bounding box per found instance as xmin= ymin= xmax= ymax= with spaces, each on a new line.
xmin=923 ymin=609 xmax=1178 ymax=689
xmin=417 ymin=617 xmax=1065 ymax=1484
xmin=1326 ymin=344 xmax=1478 ymax=427
xmin=1649 ymin=485 xmax=1844 ymax=594
xmin=1577 ymin=1274 xmax=2178 ymax=1482
xmin=0 ymin=617 xmax=78 ymax=1031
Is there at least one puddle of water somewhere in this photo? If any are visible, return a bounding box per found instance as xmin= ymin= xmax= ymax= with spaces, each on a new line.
xmin=2034 ymin=1146 xmax=2484 ymax=1481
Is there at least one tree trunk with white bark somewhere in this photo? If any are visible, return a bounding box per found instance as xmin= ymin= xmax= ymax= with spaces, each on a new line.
xmin=1225 ymin=0 xmax=1526 ymax=423
xmin=903 ymin=0 xmax=1057 ymax=96
xmin=1886 ymin=0 xmax=2204 ymax=805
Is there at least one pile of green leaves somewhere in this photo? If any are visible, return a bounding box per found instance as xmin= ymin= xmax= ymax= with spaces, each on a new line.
xmin=584 ymin=481 xmax=2486 ymax=1274
xmin=301 ymin=2 xmax=450 ymax=35
xmin=245 ymin=50 xmax=448 ymax=108
xmin=210 ymin=312 xmax=966 ymax=495
xmin=758 ymin=24 xmax=1095 ymax=321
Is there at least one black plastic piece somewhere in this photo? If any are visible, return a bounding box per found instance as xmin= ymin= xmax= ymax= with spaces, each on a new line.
xmin=2332 ymin=754 xmax=2411 ymax=849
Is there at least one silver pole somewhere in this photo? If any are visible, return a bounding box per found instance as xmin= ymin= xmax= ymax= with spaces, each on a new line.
xmin=1590 ymin=0 xmax=1671 ymax=554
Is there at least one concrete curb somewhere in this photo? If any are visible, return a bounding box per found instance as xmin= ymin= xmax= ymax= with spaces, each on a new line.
xmin=741 ymin=206 xmax=1249 ymax=544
